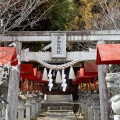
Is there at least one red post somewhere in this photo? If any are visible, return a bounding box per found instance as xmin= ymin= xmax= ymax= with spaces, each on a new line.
xmin=94 ymin=77 xmax=97 ymax=91
xmin=28 ymin=80 xmax=30 ymax=91
xmin=82 ymin=83 xmax=84 ymax=90
xmin=32 ymin=81 xmax=34 ymax=91
xmin=88 ymin=80 xmax=91 ymax=90
xmin=80 ymin=83 xmax=82 ymax=90
xmin=86 ymin=82 xmax=88 ymax=91
xmin=37 ymin=83 xmax=40 ymax=91
xmin=21 ymin=77 xmax=24 ymax=92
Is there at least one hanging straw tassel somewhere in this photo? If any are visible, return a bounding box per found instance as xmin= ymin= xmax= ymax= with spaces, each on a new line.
xmin=55 ymin=70 xmax=62 ymax=84
xmin=42 ymin=68 xmax=48 ymax=81
xmin=69 ymin=66 xmax=75 ymax=80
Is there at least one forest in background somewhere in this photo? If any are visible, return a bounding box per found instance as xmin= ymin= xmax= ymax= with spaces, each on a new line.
xmin=0 ymin=0 xmax=120 ymax=32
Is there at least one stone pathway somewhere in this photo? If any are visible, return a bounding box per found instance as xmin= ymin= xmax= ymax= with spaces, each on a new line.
xmin=37 ymin=105 xmax=77 ymax=120
xmin=37 ymin=101 xmax=85 ymax=120
xmin=37 ymin=111 xmax=85 ymax=120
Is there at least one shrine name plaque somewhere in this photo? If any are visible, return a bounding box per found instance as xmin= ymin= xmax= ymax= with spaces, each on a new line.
xmin=51 ymin=33 xmax=66 ymax=58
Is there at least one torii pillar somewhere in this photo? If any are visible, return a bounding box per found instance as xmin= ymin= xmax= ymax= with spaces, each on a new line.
xmin=97 ymin=41 xmax=110 ymax=120
xmin=6 ymin=41 xmax=22 ymax=120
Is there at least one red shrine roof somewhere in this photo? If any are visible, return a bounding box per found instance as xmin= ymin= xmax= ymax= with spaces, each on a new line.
xmin=97 ymin=44 xmax=120 ymax=64
xmin=20 ymin=64 xmax=47 ymax=83
xmin=73 ymin=62 xmax=98 ymax=85
xmin=0 ymin=47 xmax=18 ymax=66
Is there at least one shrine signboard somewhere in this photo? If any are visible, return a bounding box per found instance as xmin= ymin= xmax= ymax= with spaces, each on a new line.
xmin=51 ymin=33 xmax=66 ymax=58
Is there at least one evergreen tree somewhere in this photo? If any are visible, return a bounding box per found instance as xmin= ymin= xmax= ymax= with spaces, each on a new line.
xmin=38 ymin=0 xmax=78 ymax=31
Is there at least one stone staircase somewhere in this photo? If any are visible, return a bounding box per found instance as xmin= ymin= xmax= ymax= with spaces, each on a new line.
xmin=38 ymin=100 xmax=86 ymax=120
xmin=44 ymin=105 xmax=77 ymax=120
xmin=48 ymin=106 xmax=73 ymax=112
xmin=44 ymin=94 xmax=73 ymax=102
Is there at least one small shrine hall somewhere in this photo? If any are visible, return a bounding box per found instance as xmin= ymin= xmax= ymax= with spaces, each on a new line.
xmin=19 ymin=62 xmax=98 ymax=100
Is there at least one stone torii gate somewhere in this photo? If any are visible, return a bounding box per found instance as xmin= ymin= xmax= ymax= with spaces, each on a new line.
xmin=0 ymin=30 xmax=120 ymax=120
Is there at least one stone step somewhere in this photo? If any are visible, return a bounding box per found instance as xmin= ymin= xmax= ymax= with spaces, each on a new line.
xmin=44 ymin=111 xmax=77 ymax=120
xmin=37 ymin=103 xmax=82 ymax=120
xmin=48 ymin=106 xmax=73 ymax=110
xmin=41 ymin=101 xmax=79 ymax=112
xmin=45 ymin=94 xmax=73 ymax=102
xmin=48 ymin=106 xmax=73 ymax=112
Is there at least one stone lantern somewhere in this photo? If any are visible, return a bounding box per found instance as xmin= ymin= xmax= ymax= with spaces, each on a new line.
xmin=106 ymin=72 xmax=120 ymax=120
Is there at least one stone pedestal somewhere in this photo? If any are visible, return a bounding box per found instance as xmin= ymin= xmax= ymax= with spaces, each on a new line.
xmin=87 ymin=103 xmax=93 ymax=120
xmin=25 ymin=93 xmax=32 ymax=120
xmin=80 ymin=91 xmax=86 ymax=118
xmin=30 ymin=92 xmax=37 ymax=120
xmin=78 ymin=91 xmax=82 ymax=114
xmin=105 ymin=73 xmax=120 ymax=120
xmin=85 ymin=91 xmax=92 ymax=120
xmin=87 ymin=99 xmax=93 ymax=120
xmin=34 ymin=91 xmax=40 ymax=116
xmin=17 ymin=100 xmax=25 ymax=120
xmin=38 ymin=91 xmax=43 ymax=112
xmin=91 ymin=93 xmax=100 ymax=120
xmin=92 ymin=106 xmax=100 ymax=120
xmin=78 ymin=98 xmax=81 ymax=114
xmin=83 ymin=101 xmax=87 ymax=117
xmin=82 ymin=91 xmax=88 ymax=118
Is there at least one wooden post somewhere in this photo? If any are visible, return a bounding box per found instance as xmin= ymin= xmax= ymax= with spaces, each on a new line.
xmin=80 ymin=83 xmax=82 ymax=90
xmin=86 ymin=83 xmax=88 ymax=91
xmin=28 ymin=81 xmax=30 ymax=92
xmin=32 ymin=81 xmax=34 ymax=91
xmin=21 ymin=78 xmax=24 ymax=92
xmin=82 ymin=83 xmax=84 ymax=90
xmin=37 ymin=83 xmax=40 ymax=91
xmin=88 ymin=80 xmax=91 ymax=90
xmin=94 ymin=77 xmax=97 ymax=91
xmin=97 ymin=41 xmax=110 ymax=120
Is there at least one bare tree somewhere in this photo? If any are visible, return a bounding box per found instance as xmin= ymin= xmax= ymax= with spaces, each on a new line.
xmin=0 ymin=0 xmax=56 ymax=33
xmin=91 ymin=0 xmax=120 ymax=30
